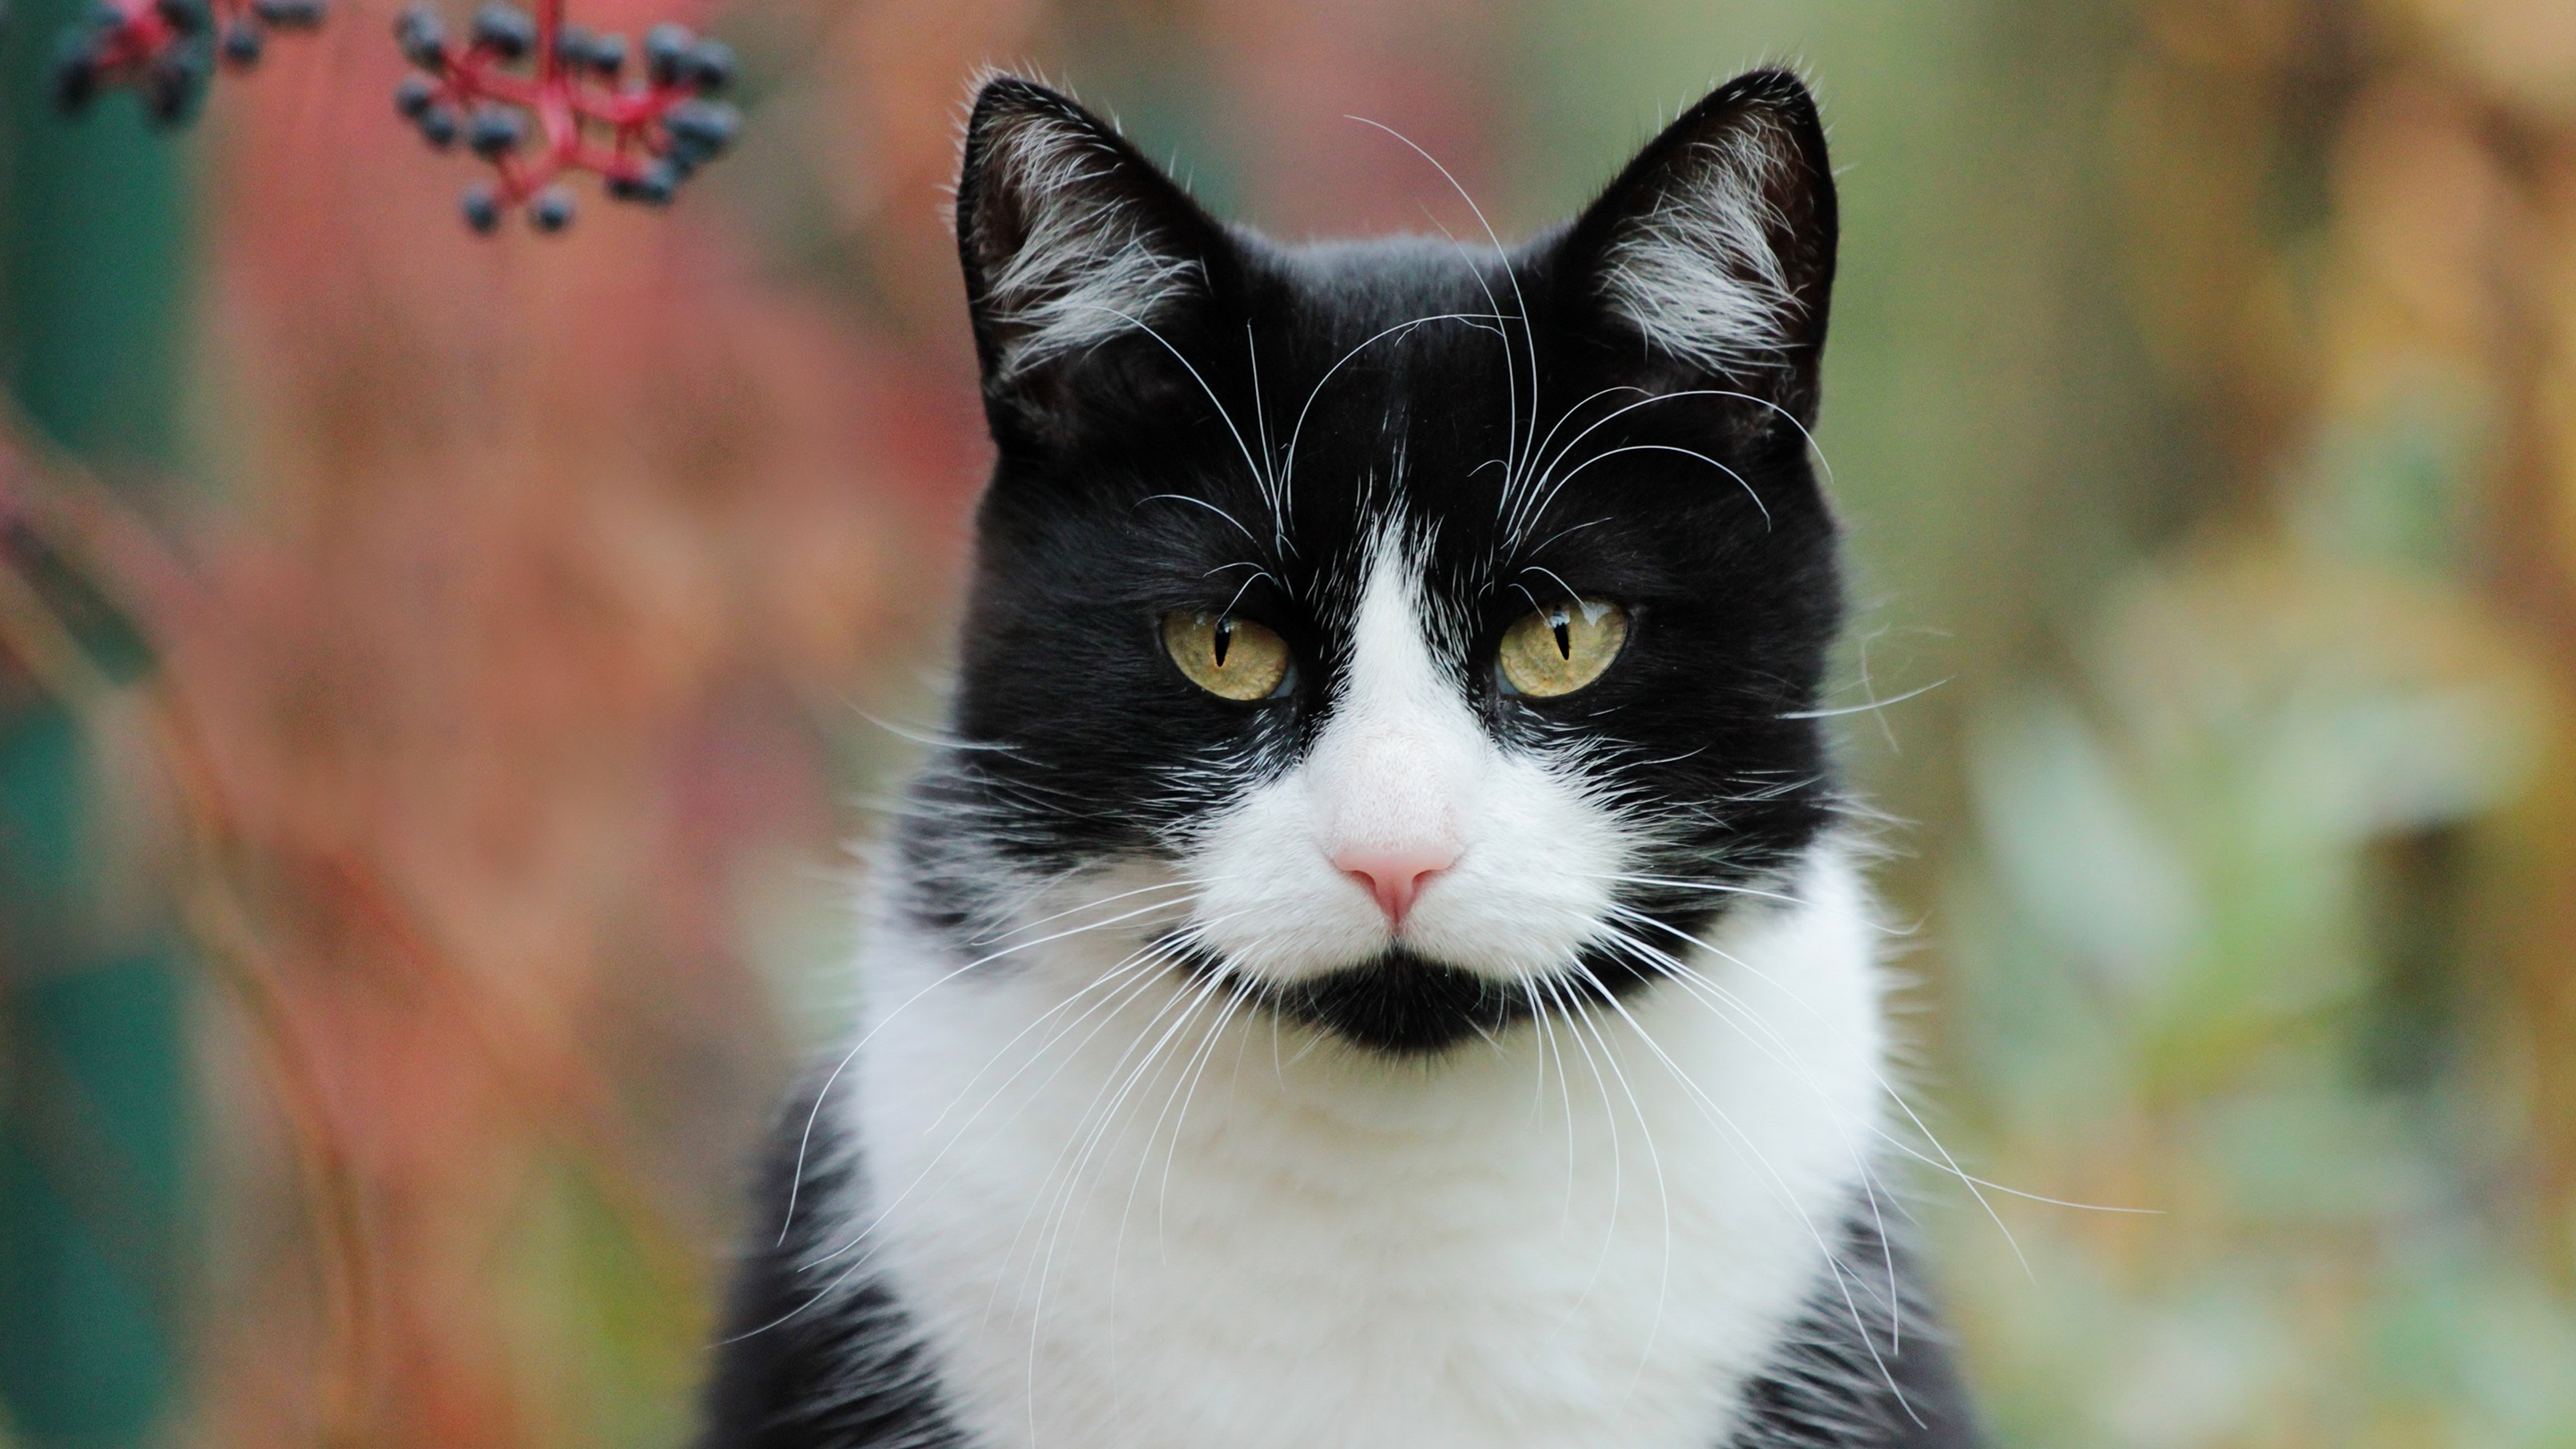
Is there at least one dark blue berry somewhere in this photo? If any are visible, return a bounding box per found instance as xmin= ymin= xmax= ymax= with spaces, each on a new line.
xmin=48 ymin=36 xmax=99 ymax=114
xmin=631 ymin=158 xmax=681 ymax=205
xmin=220 ymin=20 xmax=262 ymax=65
xmin=145 ymin=72 xmax=197 ymax=127
xmin=465 ymin=104 xmax=523 ymax=158
xmin=584 ymin=30 xmax=625 ymax=74
xmin=143 ymin=37 xmax=212 ymax=126
xmin=250 ymin=0 xmax=322 ymax=28
xmin=155 ymin=0 xmax=211 ymax=35
xmin=416 ymin=102 xmax=459 ymax=148
xmin=663 ymin=98 xmax=738 ymax=163
xmin=461 ymin=183 xmax=501 ymax=233
xmin=529 ymin=186 xmax=574 ymax=233
xmin=394 ymin=4 xmax=445 ymax=69
xmin=552 ymin=21 xmax=591 ymax=65
xmin=469 ymin=1 xmax=533 ymax=59
xmin=394 ymin=73 xmax=436 ymax=117
xmin=685 ymin=38 xmax=733 ymax=92
xmin=642 ymin=22 xmax=690 ymax=86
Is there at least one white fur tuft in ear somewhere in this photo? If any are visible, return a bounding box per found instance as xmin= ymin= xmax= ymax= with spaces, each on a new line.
xmin=1596 ymin=114 xmax=1803 ymax=374
xmin=970 ymin=109 xmax=1202 ymax=380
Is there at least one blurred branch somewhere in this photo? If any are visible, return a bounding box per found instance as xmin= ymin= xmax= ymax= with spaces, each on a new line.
xmin=0 ymin=429 xmax=379 ymax=1446
xmin=0 ymin=411 xmax=713 ymax=1438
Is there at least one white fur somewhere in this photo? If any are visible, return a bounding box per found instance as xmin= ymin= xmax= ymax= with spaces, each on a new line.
xmin=1598 ymin=121 xmax=1801 ymax=374
xmin=977 ymin=114 xmax=1199 ymax=379
xmin=831 ymin=540 xmax=1888 ymax=1449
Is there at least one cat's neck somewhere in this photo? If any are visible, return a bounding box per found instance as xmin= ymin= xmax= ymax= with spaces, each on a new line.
xmin=831 ymin=834 xmax=1891 ymax=1449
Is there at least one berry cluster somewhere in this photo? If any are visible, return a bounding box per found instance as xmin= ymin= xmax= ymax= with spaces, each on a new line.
xmin=393 ymin=1 xmax=741 ymax=233
xmin=50 ymin=0 xmax=325 ymax=127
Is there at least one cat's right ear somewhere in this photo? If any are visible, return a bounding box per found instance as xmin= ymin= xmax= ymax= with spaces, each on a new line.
xmin=955 ymin=76 xmax=1231 ymax=448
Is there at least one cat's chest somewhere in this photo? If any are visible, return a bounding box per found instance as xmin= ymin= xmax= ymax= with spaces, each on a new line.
xmin=842 ymin=871 xmax=1884 ymax=1449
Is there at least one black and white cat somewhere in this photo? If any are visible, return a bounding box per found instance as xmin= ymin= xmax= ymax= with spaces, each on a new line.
xmin=700 ymin=69 xmax=1983 ymax=1449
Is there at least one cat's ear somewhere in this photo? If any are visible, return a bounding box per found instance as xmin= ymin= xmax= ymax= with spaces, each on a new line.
xmin=955 ymin=76 xmax=1229 ymax=445
xmin=1550 ymin=70 xmax=1838 ymax=425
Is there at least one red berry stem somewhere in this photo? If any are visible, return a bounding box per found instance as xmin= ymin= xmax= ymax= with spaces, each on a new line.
xmin=53 ymin=0 xmax=326 ymax=127
xmin=46 ymin=0 xmax=739 ymax=236
xmin=394 ymin=0 xmax=740 ymax=233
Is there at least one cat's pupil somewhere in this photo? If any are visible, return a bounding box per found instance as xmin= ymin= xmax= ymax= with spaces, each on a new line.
xmin=1213 ymin=617 xmax=1233 ymax=667
xmin=1550 ymin=611 xmax=1572 ymax=660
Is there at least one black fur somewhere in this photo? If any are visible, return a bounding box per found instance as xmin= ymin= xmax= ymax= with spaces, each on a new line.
xmin=1727 ymin=1216 xmax=1986 ymax=1448
xmin=698 ymin=1089 xmax=967 ymax=1449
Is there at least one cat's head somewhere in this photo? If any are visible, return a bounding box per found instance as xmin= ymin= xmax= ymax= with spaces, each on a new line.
xmin=911 ymin=71 xmax=1842 ymax=1056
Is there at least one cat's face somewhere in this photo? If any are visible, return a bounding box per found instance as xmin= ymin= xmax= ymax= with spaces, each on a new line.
xmin=913 ymin=73 xmax=1841 ymax=1055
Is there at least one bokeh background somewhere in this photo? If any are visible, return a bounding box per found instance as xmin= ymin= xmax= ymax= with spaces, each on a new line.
xmin=4 ymin=0 xmax=2574 ymax=1444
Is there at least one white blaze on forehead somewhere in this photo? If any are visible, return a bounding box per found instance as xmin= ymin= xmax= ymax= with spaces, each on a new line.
xmin=1306 ymin=535 xmax=1479 ymax=868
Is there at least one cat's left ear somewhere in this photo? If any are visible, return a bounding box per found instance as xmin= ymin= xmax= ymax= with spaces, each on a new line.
xmin=1549 ymin=70 xmax=1838 ymax=427
xmin=955 ymin=76 xmax=1233 ymax=447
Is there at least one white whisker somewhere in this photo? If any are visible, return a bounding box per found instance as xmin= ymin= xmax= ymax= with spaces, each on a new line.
xmin=1776 ymin=677 xmax=1949 ymax=720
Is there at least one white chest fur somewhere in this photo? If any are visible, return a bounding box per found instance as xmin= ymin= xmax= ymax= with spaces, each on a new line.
xmin=834 ymin=842 xmax=1886 ymax=1449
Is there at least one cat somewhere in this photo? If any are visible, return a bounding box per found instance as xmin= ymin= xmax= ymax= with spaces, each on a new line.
xmin=699 ymin=67 xmax=1985 ymax=1449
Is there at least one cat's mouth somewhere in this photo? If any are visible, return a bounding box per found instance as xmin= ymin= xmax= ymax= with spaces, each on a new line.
xmin=1167 ymin=938 xmax=1666 ymax=1056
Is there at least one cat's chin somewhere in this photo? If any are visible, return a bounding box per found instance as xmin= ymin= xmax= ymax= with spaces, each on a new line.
xmin=1174 ymin=941 xmax=1656 ymax=1057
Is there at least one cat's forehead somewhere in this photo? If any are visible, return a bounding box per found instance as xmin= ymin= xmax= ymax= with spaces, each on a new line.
xmin=1233 ymin=238 xmax=1529 ymax=543
xmin=1256 ymin=238 xmax=1519 ymax=379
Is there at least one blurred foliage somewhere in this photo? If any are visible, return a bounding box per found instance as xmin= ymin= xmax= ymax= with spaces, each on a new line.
xmin=1 ymin=3 xmax=193 ymax=1441
xmin=1 ymin=0 xmax=2573 ymax=1446
xmin=1929 ymin=3 xmax=2576 ymax=1443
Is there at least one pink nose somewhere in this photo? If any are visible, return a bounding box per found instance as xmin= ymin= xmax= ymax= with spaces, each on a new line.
xmin=1335 ymin=844 xmax=1459 ymax=929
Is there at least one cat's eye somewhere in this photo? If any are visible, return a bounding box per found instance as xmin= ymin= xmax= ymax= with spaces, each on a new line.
xmin=1497 ymin=599 xmax=1629 ymax=699
xmin=1163 ymin=611 xmax=1295 ymax=701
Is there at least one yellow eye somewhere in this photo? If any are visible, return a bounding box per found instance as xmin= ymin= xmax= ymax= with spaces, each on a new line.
xmin=1497 ymin=598 xmax=1629 ymax=699
xmin=1163 ymin=611 xmax=1293 ymax=700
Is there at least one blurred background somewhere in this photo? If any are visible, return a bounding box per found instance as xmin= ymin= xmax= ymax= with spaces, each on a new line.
xmin=3 ymin=0 xmax=2574 ymax=1444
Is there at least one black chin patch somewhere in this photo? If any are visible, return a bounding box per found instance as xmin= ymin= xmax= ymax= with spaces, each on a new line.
xmin=1184 ymin=940 xmax=1674 ymax=1056
xmin=1271 ymin=949 xmax=1528 ymax=1055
